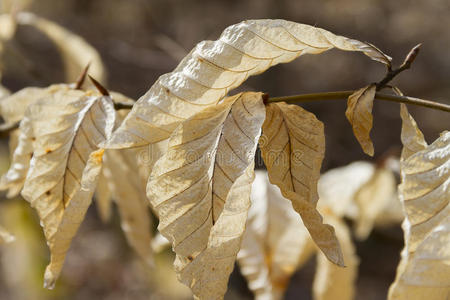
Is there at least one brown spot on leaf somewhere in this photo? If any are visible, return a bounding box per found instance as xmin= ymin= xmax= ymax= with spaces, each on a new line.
xmin=45 ymin=190 xmax=51 ymax=196
xmin=187 ymin=255 xmax=193 ymax=261
xmin=45 ymin=148 xmax=52 ymax=154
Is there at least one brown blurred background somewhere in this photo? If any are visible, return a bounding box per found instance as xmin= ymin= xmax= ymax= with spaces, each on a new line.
xmin=0 ymin=0 xmax=449 ymax=299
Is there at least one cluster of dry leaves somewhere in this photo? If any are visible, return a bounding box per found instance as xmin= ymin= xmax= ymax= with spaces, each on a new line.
xmin=0 ymin=8 xmax=448 ymax=300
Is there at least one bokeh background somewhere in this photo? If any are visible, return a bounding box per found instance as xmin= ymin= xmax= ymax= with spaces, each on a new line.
xmin=0 ymin=0 xmax=449 ymax=299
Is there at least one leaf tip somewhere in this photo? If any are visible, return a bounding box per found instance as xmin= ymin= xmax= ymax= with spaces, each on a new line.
xmin=43 ymin=269 xmax=56 ymax=290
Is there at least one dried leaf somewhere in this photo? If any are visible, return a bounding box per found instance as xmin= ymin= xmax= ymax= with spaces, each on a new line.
xmin=238 ymin=171 xmax=316 ymax=299
xmin=0 ymin=107 xmax=34 ymax=197
xmin=260 ymin=102 xmax=344 ymax=266
xmin=94 ymin=163 xmax=113 ymax=223
xmin=388 ymin=113 xmax=449 ymax=299
xmin=152 ymin=232 xmax=170 ymax=253
xmin=353 ymin=167 xmax=397 ymax=239
xmin=20 ymin=89 xmax=115 ymax=289
xmin=0 ymin=225 xmax=14 ymax=244
xmin=94 ymin=94 xmax=135 ymax=224
xmin=399 ymin=104 xmax=427 ymax=160
xmin=317 ymin=161 xmax=375 ymax=218
xmin=317 ymin=160 xmax=402 ymax=236
xmin=0 ymin=86 xmax=57 ymax=124
xmin=101 ymin=148 xmax=154 ymax=266
xmin=239 ymin=171 xmax=359 ymax=300
xmin=389 ymin=216 xmax=449 ymax=300
xmin=345 ymin=84 xmax=377 ymax=156
xmin=16 ymin=12 xmax=106 ymax=83
xmin=147 ymin=92 xmax=265 ymax=299
xmin=0 ymin=85 xmax=73 ymax=197
xmin=313 ymin=215 xmax=359 ymax=300
xmin=106 ymin=19 xmax=388 ymax=154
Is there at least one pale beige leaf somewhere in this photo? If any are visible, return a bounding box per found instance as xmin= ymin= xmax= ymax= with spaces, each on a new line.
xmin=399 ymin=104 xmax=427 ymax=160
xmin=0 ymin=108 xmax=34 ymax=198
xmin=106 ymin=19 xmax=388 ymax=153
xmin=180 ymin=164 xmax=256 ymax=299
xmin=16 ymin=12 xmax=106 ymax=83
xmin=20 ymin=89 xmax=115 ymax=289
xmin=345 ymin=84 xmax=376 ymax=156
xmin=94 ymin=93 xmax=135 ymax=224
xmin=317 ymin=160 xmax=402 ymax=236
xmin=238 ymin=171 xmax=272 ymax=299
xmin=0 ymin=85 xmax=76 ymax=198
xmin=318 ymin=161 xmax=375 ymax=218
xmin=102 ymin=148 xmax=154 ymax=266
xmin=148 ymin=92 xmax=265 ymax=299
xmin=94 ymin=164 xmax=113 ymax=223
xmin=389 ymin=216 xmax=450 ymax=300
xmin=389 ymin=130 xmax=450 ymax=299
xmin=238 ymin=170 xmax=316 ymax=300
xmin=353 ymin=167 xmax=397 ymax=239
xmin=152 ymin=232 xmax=171 ymax=253
xmin=372 ymin=192 xmax=404 ymax=228
xmin=0 ymin=225 xmax=14 ymax=244
xmin=313 ymin=215 xmax=359 ymax=300
xmin=0 ymin=86 xmax=59 ymax=124
xmin=260 ymin=102 xmax=344 ymax=266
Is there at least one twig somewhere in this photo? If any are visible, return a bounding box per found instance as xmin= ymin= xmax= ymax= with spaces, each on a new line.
xmin=267 ymin=91 xmax=450 ymax=112
xmin=376 ymin=44 xmax=421 ymax=91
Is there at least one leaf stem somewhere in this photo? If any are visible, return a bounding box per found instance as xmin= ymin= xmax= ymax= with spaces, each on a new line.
xmin=267 ymin=91 xmax=450 ymax=113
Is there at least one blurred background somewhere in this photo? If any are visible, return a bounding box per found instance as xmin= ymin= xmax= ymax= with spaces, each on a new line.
xmin=0 ymin=0 xmax=449 ymax=299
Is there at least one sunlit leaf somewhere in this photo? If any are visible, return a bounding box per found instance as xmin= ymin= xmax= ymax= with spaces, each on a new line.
xmin=313 ymin=214 xmax=359 ymax=300
xmin=0 ymin=84 xmax=72 ymax=197
xmin=260 ymin=102 xmax=343 ymax=266
xmin=389 ymin=106 xmax=449 ymax=299
xmin=147 ymin=92 xmax=265 ymax=299
xmin=317 ymin=161 xmax=375 ymax=218
xmin=101 ymin=148 xmax=155 ymax=266
xmin=238 ymin=171 xmax=316 ymax=299
xmin=94 ymin=168 xmax=112 ymax=223
xmin=239 ymin=171 xmax=359 ymax=300
xmin=399 ymin=104 xmax=427 ymax=160
xmin=353 ymin=166 xmax=397 ymax=239
xmin=105 ymin=19 xmax=388 ymax=159
xmin=20 ymin=88 xmax=115 ymax=289
xmin=345 ymin=84 xmax=376 ymax=156
xmin=0 ymin=107 xmax=34 ymax=197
